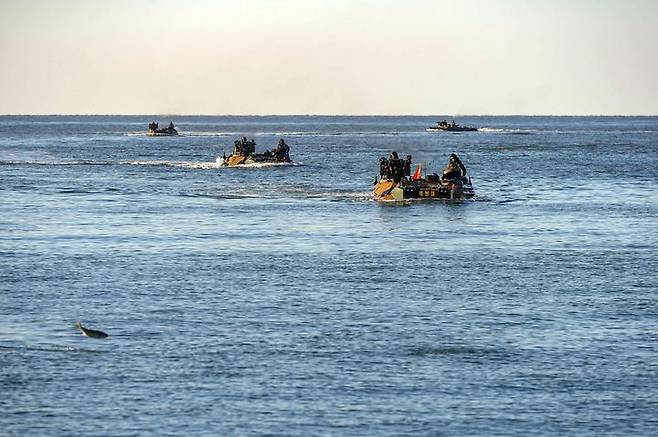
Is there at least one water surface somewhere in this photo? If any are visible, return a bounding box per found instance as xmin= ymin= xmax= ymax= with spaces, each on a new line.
xmin=1 ymin=115 xmax=657 ymax=435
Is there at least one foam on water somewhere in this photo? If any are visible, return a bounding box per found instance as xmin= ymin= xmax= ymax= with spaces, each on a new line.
xmin=478 ymin=127 xmax=537 ymax=134
xmin=219 ymin=160 xmax=300 ymax=169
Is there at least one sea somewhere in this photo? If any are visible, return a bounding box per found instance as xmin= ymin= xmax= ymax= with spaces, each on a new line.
xmin=1 ymin=115 xmax=657 ymax=436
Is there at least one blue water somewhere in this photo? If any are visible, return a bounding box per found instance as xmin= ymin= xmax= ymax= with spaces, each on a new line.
xmin=1 ymin=116 xmax=657 ymax=435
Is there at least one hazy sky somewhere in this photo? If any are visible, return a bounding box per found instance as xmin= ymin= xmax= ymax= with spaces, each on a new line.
xmin=1 ymin=0 xmax=657 ymax=114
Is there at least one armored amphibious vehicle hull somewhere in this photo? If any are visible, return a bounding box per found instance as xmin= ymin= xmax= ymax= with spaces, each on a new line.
xmin=221 ymin=153 xmax=292 ymax=167
xmin=373 ymin=178 xmax=474 ymax=201
xmin=426 ymin=125 xmax=477 ymax=132
xmin=147 ymin=129 xmax=178 ymax=136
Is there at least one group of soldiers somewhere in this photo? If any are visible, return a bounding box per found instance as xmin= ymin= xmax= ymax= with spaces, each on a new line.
xmin=231 ymin=137 xmax=290 ymax=161
xmin=233 ymin=137 xmax=257 ymax=156
xmin=379 ymin=152 xmax=413 ymax=182
xmin=148 ymin=121 xmax=177 ymax=134
xmin=379 ymin=152 xmax=468 ymax=184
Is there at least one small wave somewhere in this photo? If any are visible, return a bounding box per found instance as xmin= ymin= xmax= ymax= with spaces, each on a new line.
xmin=408 ymin=344 xmax=514 ymax=361
xmin=478 ymin=127 xmax=536 ymax=134
xmin=478 ymin=127 xmax=505 ymax=132
xmin=220 ymin=161 xmax=300 ymax=169
xmin=0 ymin=158 xmax=225 ymax=169
xmin=184 ymin=131 xmax=320 ymax=137
xmin=125 ymin=130 xmax=405 ymax=138
xmin=292 ymin=190 xmax=371 ymax=202
xmin=327 ymin=191 xmax=371 ymax=202
xmin=0 ymin=344 xmax=106 ymax=354
xmin=271 ymin=183 xmax=372 ymax=202
xmin=409 ymin=345 xmax=483 ymax=356
xmin=186 ymin=187 xmax=368 ymax=202
xmin=57 ymin=188 xmax=100 ymax=194
xmin=190 ymin=131 xmax=402 ymax=137
xmin=0 ymin=159 xmax=112 ymax=166
xmin=184 ymin=192 xmax=265 ymax=200
xmin=274 ymin=131 xmax=321 ymax=136
xmin=180 ymin=132 xmax=236 ymax=137
xmin=181 ymin=159 xmax=225 ymax=169
xmin=117 ymin=159 xmax=223 ymax=169
xmin=127 ymin=131 xmax=322 ymax=137
xmin=126 ymin=131 xmax=235 ymax=137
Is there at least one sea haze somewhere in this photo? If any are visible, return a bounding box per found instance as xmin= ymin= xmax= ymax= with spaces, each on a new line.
xmin=1 ymin=116 xmax=657 ymax=435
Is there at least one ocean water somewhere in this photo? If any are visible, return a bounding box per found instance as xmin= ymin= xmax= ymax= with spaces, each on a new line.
xmin=1 ymin=115 xmax=657 ymax=436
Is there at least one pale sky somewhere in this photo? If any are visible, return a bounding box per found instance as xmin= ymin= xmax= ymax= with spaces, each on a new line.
xmin=1 ymin=0 xmax=657 ymax=115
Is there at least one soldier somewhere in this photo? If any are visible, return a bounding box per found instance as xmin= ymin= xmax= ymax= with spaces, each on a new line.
xmin=234 ymin=139 xmax=244 ymax=155
xmin=388 ymin=152 xmax=404 ymax=182
xmin=244 ymin=138 xmax=256 ymax=156
xmin=442 ymin=153 xmax=468 ymax=181
xmin=404 ymin=155 xmax=412 ymax=178
xmin=273 ymin=138 xmax=290 ymax=161
xmin=379 ymin=156 xmax=389 ymax=178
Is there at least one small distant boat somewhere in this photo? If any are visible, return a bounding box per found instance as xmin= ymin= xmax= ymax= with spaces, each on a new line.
xmin=147 ymin=121 xmax=178 ymax=136
xmin=426 ymin=119 xmax=477 ymax=132
xmin=373 ymin=152 xmax=475 ymax=201
xmin=221 ymin=137 xmax=292 ymax=167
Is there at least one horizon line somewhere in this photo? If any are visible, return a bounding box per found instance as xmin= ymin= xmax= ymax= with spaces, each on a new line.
xmin=1 ymin=113 xmax=657 ymax=117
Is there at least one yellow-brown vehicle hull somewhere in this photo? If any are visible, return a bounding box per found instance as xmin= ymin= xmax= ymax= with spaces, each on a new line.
xmin=373 ymin=178 xmax=474 ymax=201
xmin=224 ymin=154 xmax=248 ymax=166
xmin=221 ymin=153 xmax=292 ymax=167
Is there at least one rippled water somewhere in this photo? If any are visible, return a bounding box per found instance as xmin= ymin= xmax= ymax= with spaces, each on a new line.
xmin=1 ymin=116 xmax=657 ymax=435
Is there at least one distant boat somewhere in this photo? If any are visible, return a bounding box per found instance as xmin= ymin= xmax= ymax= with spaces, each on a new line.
xmin=147 ymin=121 xmax=178 ymax=136
xmin=426 ymin=119 xmax=477 ymax=132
